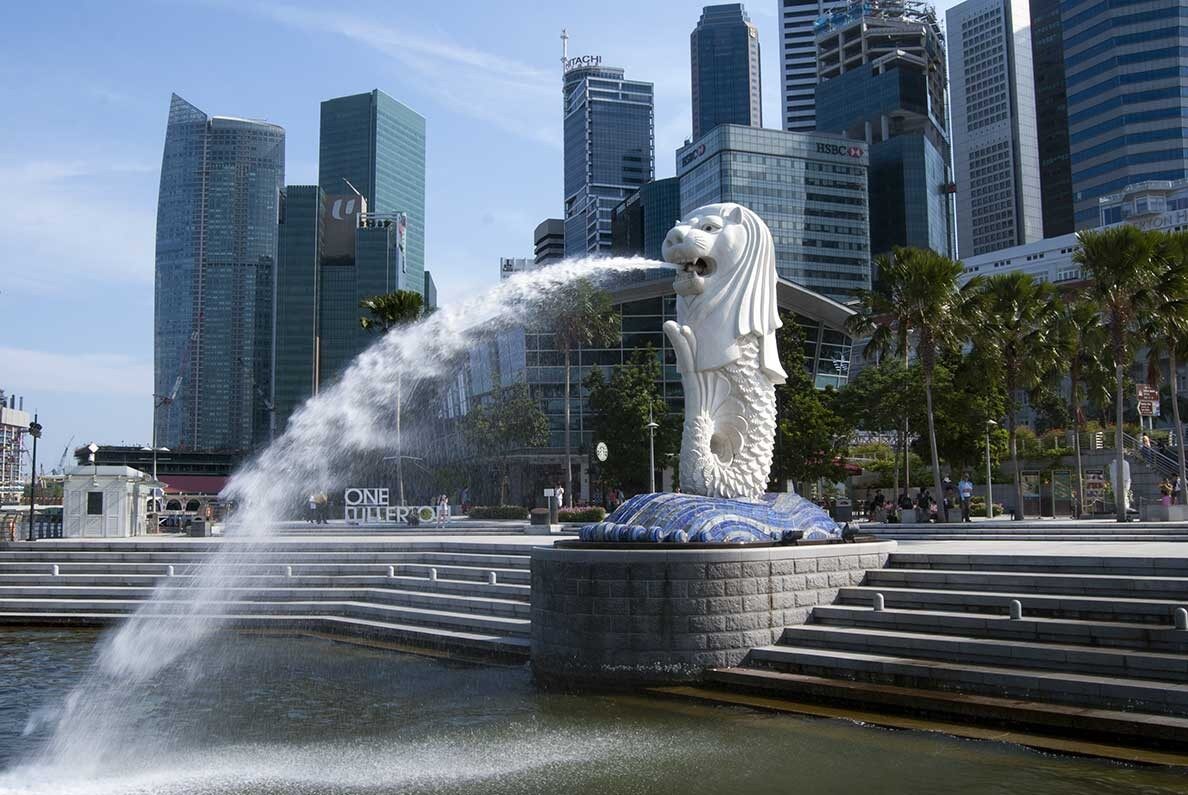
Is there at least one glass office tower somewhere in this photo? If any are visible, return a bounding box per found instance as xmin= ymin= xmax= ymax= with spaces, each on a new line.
xmin=814 ymin=1 xmax=955 ymax=259
xmin=1062 ymin=0 xmax=1188 ymax=228
xmin=563 ymin=62 xmax=655 ymax=256
xmin=273 ymin=185 xmax=324 ymax=435
xmin=319 ymin=90 xmax=426 ymax=294
xmin=612 ymin=177 xmax=682 ymax=261
xmin=690 ymin=4 xmax=762 ymax=139
xmin=778 ymin=0 xmax=829 ymax=132
xmin=677 ymin=125 xmax=871 ymax=299
xmin=1030 ymin=0 xmax=1074 ymax=237
xmin=154 ymin=93 xmax=284 ymax=452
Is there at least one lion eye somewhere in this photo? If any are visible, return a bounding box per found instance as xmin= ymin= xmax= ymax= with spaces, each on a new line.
xmin=702 ymin=223 xmax=717 ymax=232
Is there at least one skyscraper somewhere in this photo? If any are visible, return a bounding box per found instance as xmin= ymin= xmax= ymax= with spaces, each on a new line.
xmin=677 ymin=125 xmax=871 ymax=299
xmin=563 ymin=57 xmax=654 ymax=256
xmin=1062 ymin=0 xmax=1188 ymax=229
xmin=690 ymin=4 xmax=762 ymax=140
xmin=814 ymin=1 xmax=955 ymax=259
xmin=318 ymin=90 xmax=426 ymax=293
xmin=611 ymin=177 xmax=682 ymax=261
xmin=273 ymin=185 xmax=325 ymax=435
xmin=1029 ymin=0 xmax=1074 ymax=237
xmin=778 ymin=0 xmax=828 ymax=132
xmin=534 ymin=219 xmax=565 ymax=266
xmin=947 ymin=0 xmax=1043 ymax=257
xmin=154 ymin=93 xmax=284 ymax=452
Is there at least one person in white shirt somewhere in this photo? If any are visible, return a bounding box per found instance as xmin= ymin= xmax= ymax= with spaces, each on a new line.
xmin=957 ymin=474 xmax=974 ymax=523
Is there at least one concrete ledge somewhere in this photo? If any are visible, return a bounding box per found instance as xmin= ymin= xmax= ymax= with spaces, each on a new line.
xmin=529 ymin=541 xmax=895 ymax=687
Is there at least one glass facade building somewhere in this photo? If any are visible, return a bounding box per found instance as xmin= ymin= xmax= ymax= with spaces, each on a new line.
xmin=534 ymin=218 xmax=565 ymax=266
xmin=947 ymin=0 xmax=1044 ymax=257
xmin=691 ymin=4 xmax=763 ymax=139
xmin=273 ymin=185 xmax=325 ymax=435
xmin=814 ymin=1 xmax=955 ymax=260
xmin=611 ymin=177 xmax=682 ymax=262
xmin=779 ymin=0 xmax=830 ymax=132
xmin=1062 ymin=0 xmax=1188 ymax=228
xmin=563 ymin=63 xmax=655 ymax=256
xmin=1030 ymin=0 xmax=1074 ymax=237
xmin=676 ymin=124 xmax=871 ymax=299
xmin=318 ymin=90 xmax=426 ymax=294
xmin=429 ymin=277 xmax=855 ymax=505
xmin=154 ymin=93 xmax=284 ymax=453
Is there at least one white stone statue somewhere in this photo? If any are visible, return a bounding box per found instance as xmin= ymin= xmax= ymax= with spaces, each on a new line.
xmin=661 ymin=203 xmax=787 ymax=500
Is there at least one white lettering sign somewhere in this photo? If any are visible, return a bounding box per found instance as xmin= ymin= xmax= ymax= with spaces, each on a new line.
xmin=343 ymin=487 xmax=441 ymax=524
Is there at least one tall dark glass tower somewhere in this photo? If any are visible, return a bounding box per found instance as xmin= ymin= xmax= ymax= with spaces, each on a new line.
xmin=319 ymin=90 xmax=426 ymax=294
xmin=563 ymin=61 xmax=654 ymax=256
xmin=691 ymin=4 xmax=762 ymax=140
xmin=154 ymin=93 xmax=284 ymax=453
xmin=273 ymin=185 xmax=324 ymax=435
xmin=1029 ymin=0 xmax=1073 ymax=237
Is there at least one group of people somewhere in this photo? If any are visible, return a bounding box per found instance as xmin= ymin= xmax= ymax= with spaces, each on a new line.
xmin=866 ymin=473 xmax=978 ymax=523
xmin=305 ymin=492 xmax=330 ymax=525
xmin=1159 ymin=477 xmax=1185 ymax=507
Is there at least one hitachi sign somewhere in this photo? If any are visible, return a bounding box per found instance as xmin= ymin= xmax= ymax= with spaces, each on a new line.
xmin=816 ymin=142 xmax=865 ymax=159
xmin=564 ymin=55 xmax=602 ymax=72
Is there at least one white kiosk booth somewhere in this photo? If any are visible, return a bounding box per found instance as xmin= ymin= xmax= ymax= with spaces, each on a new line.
xmin=63 ymin=465 xmax=157 ymax=538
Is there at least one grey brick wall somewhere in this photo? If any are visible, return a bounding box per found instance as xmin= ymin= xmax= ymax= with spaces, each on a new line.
xmin=530 ymin=541 xmax=896 ymax=686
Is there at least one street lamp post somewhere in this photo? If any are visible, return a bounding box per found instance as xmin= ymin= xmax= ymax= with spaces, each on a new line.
xmin=985 ymin=420 xmax=997 ymax=520
xmin=646 ymin=404 xmax=659 ymax=494
xmin=26 ymin=415 xmax=41 ymax=542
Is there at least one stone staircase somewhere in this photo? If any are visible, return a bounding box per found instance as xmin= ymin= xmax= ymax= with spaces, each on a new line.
xmin=0 ymin=540 xmax=537 ymax=660
xmin=870 ymin=521 xmax=1188 ymax=541
xmin=711 ymin=549 xmax=1188 ymax=746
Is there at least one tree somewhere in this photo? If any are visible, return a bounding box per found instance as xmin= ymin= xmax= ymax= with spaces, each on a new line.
xmin=972 ymin=272 xmax=1060 ymax=520
xmin=546 ymin=280 xmax=620 ymax=507
xmin=462 ymin=382 xmax=549 ymax=503
xmin=850 ymin=247 xmax=977 ymax=520
xmin=1075 ymin=226 xmax=1161 ymax=520
xmin=1140 ymin=231 xmax=1188 ymax=503
xmin=1052 ymin=298 xmax=1111 ymax=516
xmin=585 ymin=349 xmax=678 ymax=497
xmin=359 ymin=290 xmax=425 ymax=507
xmin=771 ymin=317 xmax=851 ymax=487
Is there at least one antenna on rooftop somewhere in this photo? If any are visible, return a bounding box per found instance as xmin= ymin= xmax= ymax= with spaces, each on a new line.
xmin=561 ymin=28 xmax=569 ymax=68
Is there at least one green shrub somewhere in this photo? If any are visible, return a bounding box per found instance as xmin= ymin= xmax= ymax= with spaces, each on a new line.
xmin=968 ymin=497 xmax=1004 ymax=517
xmin=559 ymin=507 xmax=606 ymax=523
xmin=467 ymin=505 xmax=529 ymax=520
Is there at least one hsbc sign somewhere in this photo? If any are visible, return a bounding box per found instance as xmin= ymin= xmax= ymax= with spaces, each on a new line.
xmin=816 ymin=142 xmax=865 ymax=159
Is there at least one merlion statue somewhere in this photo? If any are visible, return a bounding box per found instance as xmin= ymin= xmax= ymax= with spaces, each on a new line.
xmin=577 ymin=203 xmax=842 ymax=544
xmin=660 ymin=203 xmax=787 ymax=500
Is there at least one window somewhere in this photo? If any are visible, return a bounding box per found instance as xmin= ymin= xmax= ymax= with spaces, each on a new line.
xmin=87 ymin=492 xmax=104 ymax=516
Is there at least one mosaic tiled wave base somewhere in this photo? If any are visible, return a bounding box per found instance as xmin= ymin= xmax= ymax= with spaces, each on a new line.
xmin=579 ymin=491 xmax=841 ymax=544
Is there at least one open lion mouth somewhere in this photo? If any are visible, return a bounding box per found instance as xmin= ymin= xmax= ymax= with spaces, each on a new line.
xmin=673 ymin=256 xmax=715 ymax=277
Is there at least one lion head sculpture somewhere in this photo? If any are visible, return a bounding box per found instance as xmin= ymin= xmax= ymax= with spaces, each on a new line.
xmin=661 ymin=203 xmax=787 ymax=384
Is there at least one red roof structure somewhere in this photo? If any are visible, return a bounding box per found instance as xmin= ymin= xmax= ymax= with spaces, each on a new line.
xmin=157 ymin=474 xmax=228 ymax=496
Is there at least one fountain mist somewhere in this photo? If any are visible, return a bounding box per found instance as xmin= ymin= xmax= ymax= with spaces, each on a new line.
xmin=8 ymin=256 xmax=667 ymax=781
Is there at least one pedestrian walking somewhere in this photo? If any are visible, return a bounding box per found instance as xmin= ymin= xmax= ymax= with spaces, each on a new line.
xmin=436 ymin=493 xmax=449 ymax=528
xmin=306 ymin=493 xmax=318 ymax=524
xmin=958 ymin=474 xmax=974 ymax=523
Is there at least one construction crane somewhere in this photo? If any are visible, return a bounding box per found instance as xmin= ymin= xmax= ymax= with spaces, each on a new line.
xmin=56 ymin=435 xmax=75 ymax=475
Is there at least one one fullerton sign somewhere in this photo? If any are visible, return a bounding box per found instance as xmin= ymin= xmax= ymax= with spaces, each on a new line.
xmin=344 ymin=488 xmax=440 ymax=524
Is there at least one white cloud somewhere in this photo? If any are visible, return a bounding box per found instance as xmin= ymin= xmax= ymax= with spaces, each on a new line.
xmin=2 ymin=347 xmax=152 ymax=398
xmin=257 ymin=3 xmax=561 ymax=148
xmin=0 ymin=159 xmax=157 ymax=293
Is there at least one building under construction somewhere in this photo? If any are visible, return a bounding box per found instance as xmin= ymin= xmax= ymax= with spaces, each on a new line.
xmin=0 ymin=390 xmax=30 ymax=503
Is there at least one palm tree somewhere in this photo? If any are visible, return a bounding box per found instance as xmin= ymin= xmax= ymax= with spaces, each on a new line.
xmin=1139 ymin=231 xmax=1188 ymax=504
xmin=1074 ymin=226 xmax=1161 ymax=521
xmin=360 ymin=290 xmax=426 ymax=508
xmin=549 ymin=280 xmax=620 ymax=506
xmin=850 ymin=247 xmax=976 ymax=520
xmin=1052 ymin=298 xmax=1109 ymax=517
xmin=974 ymin=273 xmax=1060 ymax=520
xmin=847 ymin=251 xmax=914 ymax=498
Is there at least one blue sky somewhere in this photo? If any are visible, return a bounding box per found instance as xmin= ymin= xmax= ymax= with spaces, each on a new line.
xmin=1 ymin=0 xmax=961 ymax=468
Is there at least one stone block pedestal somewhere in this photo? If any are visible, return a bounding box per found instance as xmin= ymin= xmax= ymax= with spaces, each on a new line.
xmin=530 ymin=540 xmax=895 ymax=687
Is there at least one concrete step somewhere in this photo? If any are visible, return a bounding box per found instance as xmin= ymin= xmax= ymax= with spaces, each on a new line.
xmin=746 ymin=644 xmax=1188 ymax=715
xmin=0 ymin=562 xmax=530 ymax=583
xmin=0 ymin=611 xmax=529 ymax=658
xmin=0 ymin=551 xmax=534 ymax=568
xmin=0 ymin=597 xmax=532 ymax=637
xmin=706 ymin=667 xmax=1188 ymax=747
xmin=837 ymin=585 xmax=1188 ymax=624
xmin=0 ymin=584 xmax=531 ymax=617
xmin=888 ymin=553 xmax=1188 ymax=577
xmin=864 ymin=568 xmax=1188 ymax=600
xmin=780 ymin=624 xmax=1188 ymax=683
xmin=874 ymin=534 xmax=1188 ymax=542
xmin=0 ymin=574 xmax=530 ymax=600
xmin=810 ymin=605 xmax=1188 ymax=653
